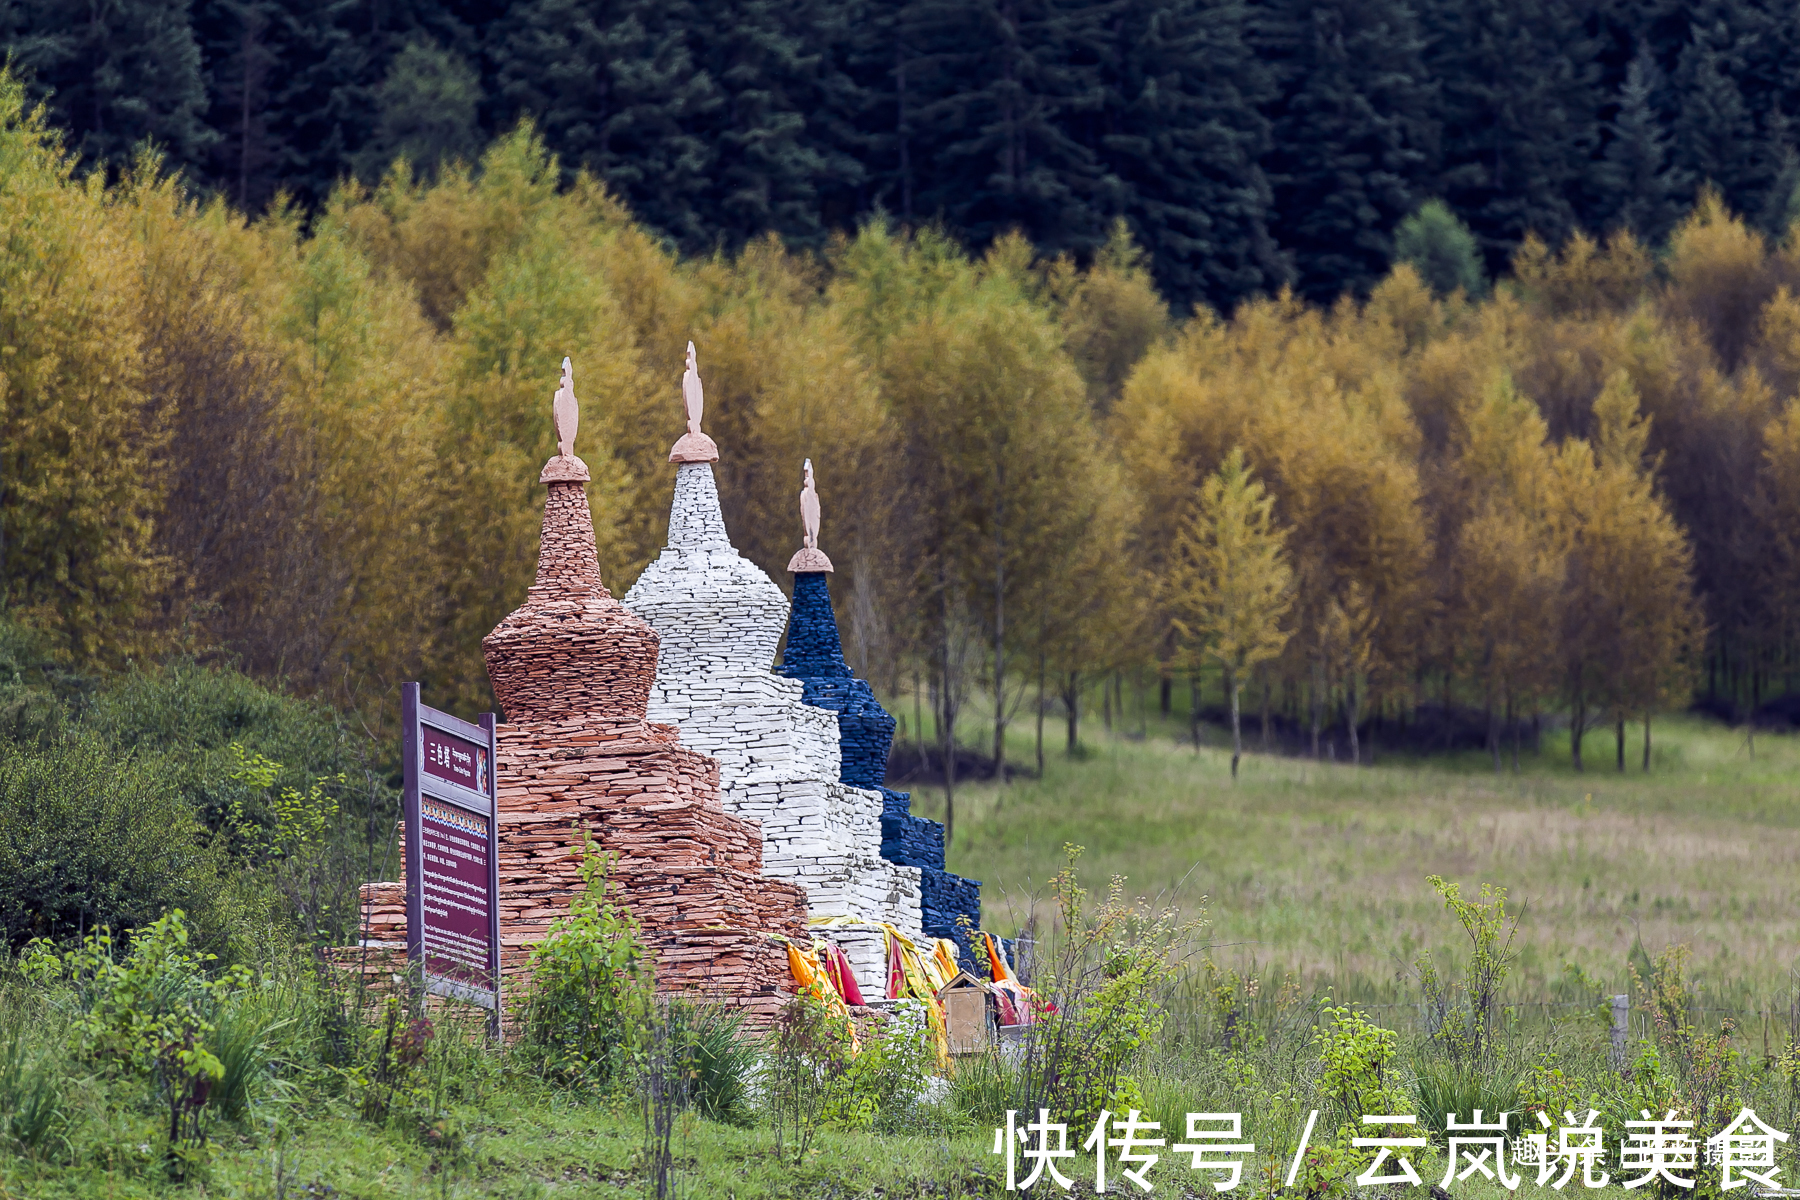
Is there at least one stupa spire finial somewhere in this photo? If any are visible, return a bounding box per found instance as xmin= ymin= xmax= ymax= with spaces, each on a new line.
xmin=669 ymin=340 xmax=720 ymax=463
xmin=540 ymin=354 xmax=590 ymax=483
xmin=786 ymin=457 xmax=834 ymax=573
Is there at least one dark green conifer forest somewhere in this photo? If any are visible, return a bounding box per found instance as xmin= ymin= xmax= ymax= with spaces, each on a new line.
xmin=5 ymin=0 xmax=1796 ymax=311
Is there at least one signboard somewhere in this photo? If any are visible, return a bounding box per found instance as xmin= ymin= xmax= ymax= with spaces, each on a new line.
xmin=402 ymin=683 xmax=500 ymax=1031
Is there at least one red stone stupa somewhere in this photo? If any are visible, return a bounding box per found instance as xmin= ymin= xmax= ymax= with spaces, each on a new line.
xmin=356 ymin=360 xmax=806 ymax=1022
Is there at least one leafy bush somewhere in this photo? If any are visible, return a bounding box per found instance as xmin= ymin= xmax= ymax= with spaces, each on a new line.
xmin=1014 ymin=845 xmax=1191 ymax=1128
xmin=1416 ymin=874 xmax=1521 ymax=1067
xmin=81 ymin=660 xmax=382 ymax=842
xmin=0 ymin=733 xmax=241 ymax=950
xmin=841 ymin=1000 xmax=942 ymax=1132
xmin=764 ymin=986 xmax=854 ymax=1161
xmin=1315 ymin=1003 xmax=1410 ymax=1136
xmin=24 ymin=910 xmax=253 ymax=1173
xmin=518 ymin=834 xmax=651 ymax=1091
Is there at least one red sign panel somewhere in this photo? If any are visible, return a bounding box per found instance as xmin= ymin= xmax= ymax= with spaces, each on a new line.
xmin=423 ymin=724 xmax=489 ymax=796
xmin=403 ymin=685 xmax=500 ymax=1026
xmin=419 ymin=799 xmax=494 ymax=987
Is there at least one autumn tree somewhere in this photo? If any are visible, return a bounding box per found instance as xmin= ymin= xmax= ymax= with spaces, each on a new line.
xmin=1554 ymin=372 xmax=1700 ymax=771
xmin=1447 ymin=372 xmax=1566 ymax=771
xmin=0 ymin=81 xmax=168 ymax=666
xmin=1167 ymin=449 xmax=1293 ymax=779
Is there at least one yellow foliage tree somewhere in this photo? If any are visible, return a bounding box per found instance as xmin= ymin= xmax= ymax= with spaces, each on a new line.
xmin=0 ymin=82 xmax=167 ymax=665
xmin=1167 ymin=448 xmax=1293 ymax=779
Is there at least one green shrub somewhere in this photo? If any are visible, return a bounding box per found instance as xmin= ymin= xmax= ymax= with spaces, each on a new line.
xmin=25 ymin=910 xmax=254 ymax=1173
xmin=764 ymin=986 xmax=854 ymax=1161
xmin=662 ymin=999 xmax=756 ymax=1126
xmin=1315 ymin=1003 xmax=1409 ymax=1136
xmin=1016 ymin=845 xmax=1191 ymax=1128
xmin=518 ymin=834 xmax=651 ymax=1091
xmin=841 ymin=1000 xmax=942 ymax=1132
xmin=81 ymin=660 xmax=382 ymax=841
xmin=0 ymin=732 xmax=240 ymax=950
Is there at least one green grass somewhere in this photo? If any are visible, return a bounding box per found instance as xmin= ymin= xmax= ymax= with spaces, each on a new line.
xmin=0 ymin=1094 xmax=999 ymax=1198
xmin=12 ymin=706 xmax=1800 ymax=1197
xmin=917 ymin=708 xmax=1800 ymax=1010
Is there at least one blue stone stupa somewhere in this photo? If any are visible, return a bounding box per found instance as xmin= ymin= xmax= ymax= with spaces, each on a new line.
xmin=777 ymin=459 xmax=981 ymax=964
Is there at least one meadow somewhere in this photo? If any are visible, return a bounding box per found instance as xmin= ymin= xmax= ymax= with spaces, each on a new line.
xmin=927 ymin=707 xmax=1800 ymax=1023
xmin=6 ymin=668 xmax=1800 ymax=1199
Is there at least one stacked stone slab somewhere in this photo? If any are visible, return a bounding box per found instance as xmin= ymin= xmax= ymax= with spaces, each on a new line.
xmin=778 ymin=570 xmax=982 ymax=967
xmin=622 ymin=461 xmax=922 ymax=995
xmin=353 ymin=449 xmax=808 ymax=1023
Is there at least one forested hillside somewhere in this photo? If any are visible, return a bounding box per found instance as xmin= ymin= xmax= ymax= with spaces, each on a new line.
xmin=3 ymin=0 xmax=1798 ymax=310
xmin=4 ymin=34 xmax=1800 ymax=770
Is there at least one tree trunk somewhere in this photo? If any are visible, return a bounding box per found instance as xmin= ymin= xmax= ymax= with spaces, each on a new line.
xmin=1064 ymin=671 xmax=1080 ymax=753
xmin=1346 ymin=681 xmax=1361 ymax=765
xmin=1311 ymin=662 xmax=1324 ymax=758
xmin=1642 ymin=711 xmax=1651 ymax=772
xmin=1035 ymin=657 xmax=1045 ymax=777
xmin=1190 ymin=675 xmax=1202 ymax=753
xmin=1571 ymin=699 xmax=1586 ymax=772
xmin=1260 ymin=671 xmax=1271 ymax=749
xmin=1227 ymin=664 xmax=1242 ymax=780
xmin=914 ymin=671 xmax=926 ymax=772
xmin=1615 ymin=717 xmax=1625 ymax=772
xmin=1159 ymin=674 xmax=1171 ymax=716
xmin=1442 ymin=672 xmax=1454 ymax=751
xmin=939 ymin=584 xmax=957 ymax=847
xmin=1488 ymin=701 xmax=1501 ymax=773
xmin=1102 ymin=676 xmax=1112 ymax=731
xmin=990 ymin=458 xmax=1007 ymax=783
xmin=1509 ymin=693 xmax=1520 ymax=774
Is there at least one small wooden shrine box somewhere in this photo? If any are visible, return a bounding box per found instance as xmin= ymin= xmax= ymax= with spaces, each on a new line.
xmin=936 ymin=970 xmax=993 ymax=1054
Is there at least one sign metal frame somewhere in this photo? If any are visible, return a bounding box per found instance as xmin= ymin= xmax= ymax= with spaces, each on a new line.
xmin=402 ymin=682 xmax=501 ymax=1036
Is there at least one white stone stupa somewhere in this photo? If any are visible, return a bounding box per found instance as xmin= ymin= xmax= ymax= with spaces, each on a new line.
xmin=622 ymin=344 xmax=921 ymax=992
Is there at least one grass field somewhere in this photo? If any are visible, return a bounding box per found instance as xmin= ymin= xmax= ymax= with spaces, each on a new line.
xmin=10 ymin=705 xmax=1800 ymax=1198
xmin=913 ymin=707 xmax=1800 ymax=1015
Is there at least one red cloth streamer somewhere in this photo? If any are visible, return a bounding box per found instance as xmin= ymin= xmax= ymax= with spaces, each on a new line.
xmin=825 ymin=943 xmax=867 ymax=1007
xmin=886 ymin=931 xmax=905 ymax=1000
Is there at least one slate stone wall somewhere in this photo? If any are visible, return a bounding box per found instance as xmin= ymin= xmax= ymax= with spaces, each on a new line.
xmin=621 ymin=465 xmax=923 ymax=993
xmin=353 ymin=468 xmax=809 ymax=1027
xmin=778 ymin=570 xmax=982 ymax=965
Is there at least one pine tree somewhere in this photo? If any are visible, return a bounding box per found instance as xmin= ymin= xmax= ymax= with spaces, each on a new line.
xmin=1754 ymin=104 xmax=1800 ymax=238
xmin=493 ymin=0 xmax=718 ymax=248
xmin=191 ymin=0 xmax=380 ymax=212
xmin=1393 ymin=199 xmax=1485 ymax=296
xmin=1421 ymin=0 xmax=1605 ymax=267
xmin=1598 ymin=44 xmax=1688 ymax=244
xmin=0 ymin=0 xmax=216 ymax=177
xmin=1168 ymin=447 xmax=1293 ymax=779
xmin=899 ymin=0 xmax=1108 ymax=257
xmin=351 ymin=39 xmax=484 ymax=183
xmin=1262 ymin=0 xmax=1436 ymax=303
xmin=1081 ymin=0 xmax=1286 ymax=311
xmin=1670 ymin=18 xmax=1757 ymax=202
xmin=688 ymin=0 xmax=856 ymax=250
